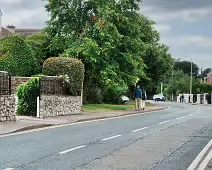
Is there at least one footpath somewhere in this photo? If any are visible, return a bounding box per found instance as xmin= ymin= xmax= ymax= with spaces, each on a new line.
xmin=0 ymin=106 xmax=165 ymax=136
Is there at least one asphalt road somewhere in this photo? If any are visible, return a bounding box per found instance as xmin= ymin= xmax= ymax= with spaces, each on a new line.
xmin=0 ymin=102 xmax=212 ymax=170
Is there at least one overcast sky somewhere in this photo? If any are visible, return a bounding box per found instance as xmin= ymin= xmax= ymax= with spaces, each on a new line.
xmin=0 ymin=0 xmax=211 ymax=70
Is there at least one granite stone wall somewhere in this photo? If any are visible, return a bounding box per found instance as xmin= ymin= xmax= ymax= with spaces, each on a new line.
xmin=39 ymin=95 xmax=82 ymax=118
xmin=0 ymin=95 xmax=16 ymax=122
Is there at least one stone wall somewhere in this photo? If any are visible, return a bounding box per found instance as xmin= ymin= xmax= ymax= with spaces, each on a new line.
xmin=40 ymin=76 xmax=66 ymax=95
xmin=0 ymin=95 xmax=16 ymax=122
xmin=39 ymin=95 xmax=82 ymax=118
xmin=11 ymin=77 xmax=31 ymax=94
xmin=0 ymin=71 xmax=9 ymax=95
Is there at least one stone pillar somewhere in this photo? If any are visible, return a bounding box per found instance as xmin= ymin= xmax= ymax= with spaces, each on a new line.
xmin=177 ymin=96 xmax=180 ymax=103
xmin=197 ymin=94 xmax=201 ymax=104
xmin=184 ymin=94 xmax=189 ymax=103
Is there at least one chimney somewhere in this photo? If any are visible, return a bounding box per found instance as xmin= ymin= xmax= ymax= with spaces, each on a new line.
xmin=6 ymin=25 xmax=16 ymax=34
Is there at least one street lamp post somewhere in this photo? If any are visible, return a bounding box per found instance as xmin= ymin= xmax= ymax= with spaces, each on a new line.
xmin=171 ymin=68 xmax=174 ymax=101
xmin=184 ymin=56 xmax=193 ymax=102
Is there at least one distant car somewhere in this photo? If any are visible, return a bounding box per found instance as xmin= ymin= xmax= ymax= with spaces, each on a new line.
xmin=121 ymin=96 xmax=130 ymax=104
xmin=153 ymin=94 xmax=166 ymax=102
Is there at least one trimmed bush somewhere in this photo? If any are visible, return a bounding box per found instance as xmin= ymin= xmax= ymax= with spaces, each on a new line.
xmin=0 ymin=35 xmax=40 ymax=76
xmin=103 ymin=83 xmax=128 ymax=104
xmin=43 ymin=57 xmax=84 ymax=96
xmin=87 ymin=86 xmax=103 ymax=104
xmin=17 ymin=78 xmax=40 ymax=117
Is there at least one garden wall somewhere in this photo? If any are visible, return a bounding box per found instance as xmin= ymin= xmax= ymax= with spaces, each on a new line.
xmin=0 ymin=95 xmax=16 ymax=122
xmin=39 ymin=95 xmax=81 ymax=118
xmin=38 ymin=76 xmax=82 ymax=118
xmin=0 ymin=71 xmax=16 ymax=122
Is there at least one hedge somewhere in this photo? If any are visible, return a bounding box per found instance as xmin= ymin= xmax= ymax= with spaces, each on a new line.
xmin=0 ymin=35 xmax=40 ymax=76
xmin=43 ymin=57 xmax=84 ymax=95
xmin=17 ymin=77 xmax=40 ymax=117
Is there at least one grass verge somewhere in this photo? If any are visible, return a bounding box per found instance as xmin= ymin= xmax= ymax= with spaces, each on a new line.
xmin=82 ymin=101 xmax=155 ymax=113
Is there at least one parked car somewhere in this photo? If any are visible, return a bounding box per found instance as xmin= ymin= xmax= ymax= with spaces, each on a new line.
xmin=153 ymin=94 xmax=166 ymax=102
xmin=121 ymin=96 xmax=130 ymax=104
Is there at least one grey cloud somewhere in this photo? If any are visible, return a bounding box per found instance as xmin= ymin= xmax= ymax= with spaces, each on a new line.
xmin=0 ymin=0 xmax=47 ymax=28
xmin=140 ymin=0 xmax=212 ymax=11
xmin=0 ymin=0 xmax=45 ymax=10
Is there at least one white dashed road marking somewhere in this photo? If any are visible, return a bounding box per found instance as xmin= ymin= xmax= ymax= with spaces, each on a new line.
xmin=176 ymin=116 xmax=186 ymax=120
xmin=131 ymin=127 xmax=148 ymax=133
xmin=158 ymin=120 xmax=171 ymax=125
xmin=59 ymin=145 xmax=86 ymax=155
xmin=3 ymin=168 xmax=14 ymax=170
xmin=102 ymin=135 xmax=122 ymax=141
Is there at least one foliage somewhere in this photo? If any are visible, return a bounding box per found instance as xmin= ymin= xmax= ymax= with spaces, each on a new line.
xmin=25 ymin=33 xmax=50 ymax=69
xmin=17 ymin=78 xmax=40 ymax=116
xmin=86 ymin=86 xmax=103 ymax=104
xmin=43 ymin=57 xmax=85 ymax=95
xmin=103 ymin=82 xmax=128 ymax=104
xmin=163 ymin=70 xmax=212 ymax=100
xmin=198 ymin=68 xmax=212 ymax=80
xmin=0 ymin=35 xmax=40 ymax=76
xmin=140 ymin=44 xmax=174 ymax=92
xmin=44 ymin=0 xmax=173 ymax=103
xmin=174 ymin=60 xmax=199 ymax=78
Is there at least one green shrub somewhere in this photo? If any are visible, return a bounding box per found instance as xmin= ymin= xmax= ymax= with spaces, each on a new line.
xmin=87 ymin=86 xmax=103 ymax=104
xmin=25 ymin=33 xmax=50 ymax=68
xmin=103 ymin=83 xmax=128 ymax=104
xmin=43 ymin=57 xmax=84 ymax=95
xmin=0 ymin=35 xmax=40 ymax=76
xmin=17 ymin=78 xmax=40 ymax=116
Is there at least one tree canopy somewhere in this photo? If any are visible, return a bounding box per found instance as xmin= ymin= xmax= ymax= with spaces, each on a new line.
xmin=174 ymin=60 xmax=199 ymax=78
xmin=44 ymin=0 xmax=174 ymax=103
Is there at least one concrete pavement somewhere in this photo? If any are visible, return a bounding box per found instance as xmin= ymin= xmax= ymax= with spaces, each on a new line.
xmin=0 ymin=102 xmax=212 ymax=170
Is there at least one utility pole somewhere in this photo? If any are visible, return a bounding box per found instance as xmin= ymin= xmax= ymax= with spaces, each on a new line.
xmin=172 ymin=69 xmax=174 ymax=101
xmin=190 ymin=58 xmax=193 ymax=96
xmin=161 ymin=82 xmax=163 ymax=94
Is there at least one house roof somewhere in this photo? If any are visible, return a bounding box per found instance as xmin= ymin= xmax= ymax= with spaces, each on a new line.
xmin=0 ymin=27 xmax=13 ymax=38
xmin=0 ymin=27 xmax=41 ymax=38
xmin=15 ymin=29 xmax=41 ymax=36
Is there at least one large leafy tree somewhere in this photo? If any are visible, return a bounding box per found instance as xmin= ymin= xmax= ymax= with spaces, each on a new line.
xmin=44 ymin=0 xmax=173 ymax=103
xmin=174 ymin=60 xmax=199 ymax=77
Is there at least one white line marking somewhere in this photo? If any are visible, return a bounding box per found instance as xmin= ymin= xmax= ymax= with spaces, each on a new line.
xmin=0 ymin=107 xmax=172 ymax=138
xmin=3 ymin=168 xmax=14 ymax=170
xmin=198 ymin=149 xmax=212 ymax=170
xmin=176 ymin=116 xmax=186 ymax=120
xmin=59 ymin=145 xmax=86 ymax=154
xmin=158 ymin=120 xmax=171 ymax=125
xmin=132 ymin=127 xmax=148 ymax=133
xmin=187 ymin=139 xmax=212 ymax=170
xmin=102 ymin=135 xmax=122 ymax=141
xmin=188 ymin=114 xmax=193 ymax=116
xmin=194 ymin=108 xmax=201 ymax=113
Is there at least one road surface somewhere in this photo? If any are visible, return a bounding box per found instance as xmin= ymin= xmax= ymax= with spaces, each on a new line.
xmin=0 ymin=102 xmax=212 ymax=170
